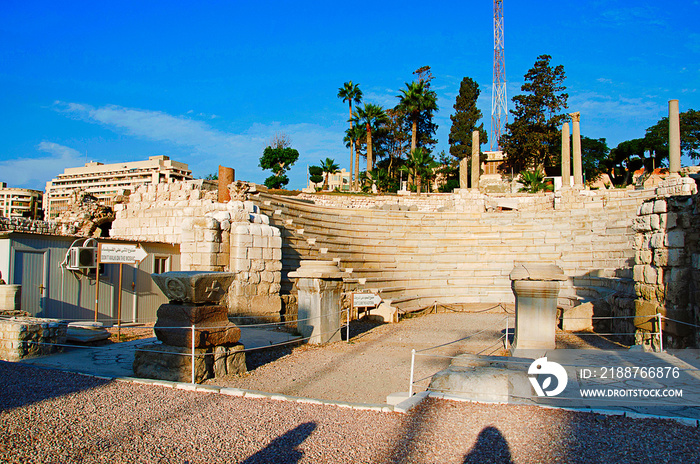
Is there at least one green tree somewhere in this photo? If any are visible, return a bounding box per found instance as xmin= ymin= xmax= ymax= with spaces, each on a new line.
xmin=644 ymin=108 xmax=700 ymax=164
xmin=580 ymin=136 xmax=610 ymax=184
xmin=605 ymin=138 xmax=646 ymax=186
xmin=259 ymin=145 xmax=299 ymax=189
xmin=320 ymin=158 xmax=340 ymax=191
xmin=397 ymin=80 xmax=439 ymax=155
xmin=500 ymin=54 xmax=568 ymax=173
xmin=448 ymin=76 xmax=488 ymax=162
xmin=337 ymin=82 xmax=363 ymax=188
xmin=400 ymin=147 xmax=437 ymax=194
xmin=308 ymin=165 xmax=323 ymax=187
xmin=354 ymin=103 xmax=387 ymax=172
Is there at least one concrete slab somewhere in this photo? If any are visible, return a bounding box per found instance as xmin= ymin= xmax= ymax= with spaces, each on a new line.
xmin=18 ymin=326 xmax=302 ymax=379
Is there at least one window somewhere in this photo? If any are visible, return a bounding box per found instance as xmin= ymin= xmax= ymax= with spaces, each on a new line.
xmin=153 ymin=256 xmax=169 ymax=274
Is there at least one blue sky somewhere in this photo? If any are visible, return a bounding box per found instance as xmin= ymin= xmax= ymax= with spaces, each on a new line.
xmin=1 ymin=0 xmax=699 ymax=190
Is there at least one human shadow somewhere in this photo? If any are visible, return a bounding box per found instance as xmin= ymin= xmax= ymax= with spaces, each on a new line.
xmin=0 ymin=361 xmax=112 ymax=412
xmin=239 ymin=421 xmax=316 ymax=464
xmin=462 ymin=426 xmax=514 ymax=464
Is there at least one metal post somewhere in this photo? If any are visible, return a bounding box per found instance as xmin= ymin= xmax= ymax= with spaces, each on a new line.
xmin=657 ymin=313 xmax=664 ymax=352
xmin=505 ymin=315 xmax=509 ymax=349
xmin=346 ymin=308 xmax=350 ymax=343
xmin=94 ymin=244 xmax=101 ymax=322
xmin=191 ymin=324 xmax=196 ymax=384
xmin=409 ymin=348 xmax=416 ymax=397
xmin=117 ymin=263 xmax=123 ymax=340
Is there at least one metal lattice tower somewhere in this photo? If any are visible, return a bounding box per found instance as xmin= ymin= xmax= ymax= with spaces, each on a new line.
xmin=491 ymin=0 xmax=507 ymax=151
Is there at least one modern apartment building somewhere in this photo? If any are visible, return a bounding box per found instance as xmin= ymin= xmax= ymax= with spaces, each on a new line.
xmin=0 ymin=184 xmax=43 ymax=220
xmin=45 ymin=155 xmax=192 ymax=219
xmin=306 ymin=168 xmax=351 ymax=192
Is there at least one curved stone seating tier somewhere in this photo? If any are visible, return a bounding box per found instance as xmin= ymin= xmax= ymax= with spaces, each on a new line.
xmin=256 ymin=191 xmax=653 ymax=316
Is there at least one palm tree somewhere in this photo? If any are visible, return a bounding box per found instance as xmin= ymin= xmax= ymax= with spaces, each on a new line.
xmin=397 ymin=81 xmax=438 ymax=154
xmin=320 ymin=158 xmax=340 ymax=191
xmin=354 ymin=103 xmax=387 ymax=173
xmin=337 ymin=82 xmax=362 ymax=189
xmin=518 ymin=169 xmax=554 ymax=193
xmin=400 ymin=148 xmax=437 ymax=194
xmin=343 ymin=125 xmax=365 ymax=190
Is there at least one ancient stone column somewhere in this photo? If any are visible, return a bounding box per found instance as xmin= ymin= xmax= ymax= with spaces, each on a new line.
xmin=669 ymin=99 xmax=681 ymax=174
xmin=289 ymin=260 xmax=344 ymax=344
xmin=459 ymin=157 xmax=469 ymax=189
xmin=561 ymin=123 xmax=571 ymax=188
xmin=570 ymin=112 xmax=583 ymax=188
xmin=509 ymin=263 xmax=566 ymax=354
xmin=471 ymin=131 xmax=480 ymax=190
xmin=218 ymin=165 xmax=235 ymax=203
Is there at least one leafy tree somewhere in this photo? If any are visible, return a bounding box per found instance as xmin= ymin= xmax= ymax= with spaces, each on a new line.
xmin=372 ymin=107 xmax=409 ymax=181
xmin=644 ymin=108 xmax=700 ymax=163
xmin=580 ymin=136 xmax=610 ymax=184
xmin=604 ymin=138 xmax=646 ymax=187
xmin=338 ymin=82 xmax=363 ymax=188
xmin=204 ymin=173 xmax=218 ymax=180
xmin=500 ymin=54 xmax=569 ymax=173
xmin=400 ymin=148 xmax=437 ymax=194
xmin=448 ymin=76 xmax=488 ymax=162
xmin=518 ymin=169 xmax=553 ymax=193
xmin=397 ymin=80 xmax=439 ymax=155
xmin=320 ymin=158 xmax=340 ymax=190
xmin=308 ymin=165 xmax=323 ymax=187
xmin=354 ymin=103 xmax=387 ymax=172
xmin=259 ymin=145 xmax=299 ymax=189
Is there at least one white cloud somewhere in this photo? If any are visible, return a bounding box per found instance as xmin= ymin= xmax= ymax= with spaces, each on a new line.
xmin=53 ymin=101 xmax=346 ymax=188
xmin=0 ymin=142 xmax=85 ymax=189
xmin=567 ymin=92 xmax=658 ymax=120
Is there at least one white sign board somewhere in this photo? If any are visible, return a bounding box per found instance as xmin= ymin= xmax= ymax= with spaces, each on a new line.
xmin=99 ymin=243 xmax=148 ymax=264
xmin=353 ymin=293 xmax=381 ymax=308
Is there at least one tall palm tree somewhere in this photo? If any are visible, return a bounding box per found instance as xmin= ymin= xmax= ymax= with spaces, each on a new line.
xmin=343 ymin=125 xmax=365 ymax=190
xmin=320 ymin=158 xmax=340 ymax=191
xmin=397 ymin=81 xmax=438 ymax=154
xmin=337 ymin=82 xmax=362 ymax=189
xmin=354 ymin=103 xmax=387 ymax=173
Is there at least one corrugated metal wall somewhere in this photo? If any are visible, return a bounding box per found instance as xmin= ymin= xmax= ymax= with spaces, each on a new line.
xmin=4 ymin=233 xmax=180 ymax=324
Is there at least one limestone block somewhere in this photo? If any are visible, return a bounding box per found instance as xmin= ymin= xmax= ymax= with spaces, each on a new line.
xmin=260 ymin=224 xmax=273 ymax=236
xmin=665 ymin=230 xmax=684 ymax=248
xmin=270 ymin=236 xmax=282 ymax=248
xmin=249 ymin=224 xmax=262 ymax=236
xmin=234 ymin=234 xmax=253 ymax=247
xmin=212 ymin=345 xmax=247 ymax=378
xmin=643 ymin=265 xmax=658 ymax=285
xmin=271 ymin=227 xmax=281 ymax=237
xmin=650 ymin=214 xmax=660 ymax=230
xmin=257 ymin=281 xmax=270 ymax=294
xmin=260 ymin=271 xmax=275 ymax=283
xmin=262 ymin=248 xmax=273 ymax=260
xmin=248 ymin=247 xmax=262 ymax=260
xmin=269 ymin=283 xmax=281 ymax=294
xmin=633 ymin=216 xmax=652 ymax=232
xmin=650 ymin=233 xmax=665 ymax=249
xmin=272 ymin=249 xmax=282 ymax=261
xmin=633 ymin=265 xmax=645 ymax=283
xmin=653 ymin=199 xmax=667 ymax=213
xmin=635 ymin=250 xmax=652 ymax=265
xmin=640 ymin=202 xmax=654 ymax=215
xmin=562 ymin=301 xmax=594 ymax=331
xmin=251 ymin=259 xmax=265 ymax=272
xmin=253 ymin=235 xmax=268 ymax=248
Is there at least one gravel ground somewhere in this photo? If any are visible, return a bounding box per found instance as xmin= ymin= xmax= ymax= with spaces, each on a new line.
xmin=205 ymin=312 xmax=625 ymax=404
xmin=2 ymin=361 xmax=699 ymax=464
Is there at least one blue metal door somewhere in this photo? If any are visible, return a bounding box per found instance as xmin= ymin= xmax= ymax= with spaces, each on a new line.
xmin=13 ymin=249 xmax=48 ymax=315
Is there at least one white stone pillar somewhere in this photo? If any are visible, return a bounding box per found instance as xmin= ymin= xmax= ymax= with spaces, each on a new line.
xmin=509 ymin=264 xmax=566 ymax=355
xmin=289 ymin=260 xmax=344 ymax=344
xmin=459 ymin=157 xmax=468 ymax=189
xmin=561 ymin=123 xmax=571 ymax=188
xmin=669 ymin=99 xmax=681 ymax=174
xmin=570 ymin=112 xmax=583 ymax=188
xmin=471 ymin=131 xmax=480 ymax=190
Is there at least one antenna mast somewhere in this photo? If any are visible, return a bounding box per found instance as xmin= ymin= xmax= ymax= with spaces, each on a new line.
xmin=491 ymin=0 xmax=507 ymax=151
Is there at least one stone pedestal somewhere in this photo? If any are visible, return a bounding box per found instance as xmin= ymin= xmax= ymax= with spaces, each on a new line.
xmin=459 ymin=157 xmax=469 ymax=189
xmin=0 ymin=285 xmax=21 ymax=311
xmin=510 ymin=264 xmax=566 ymax=354
xmin=289 ymin=261 xmax=344 ymax=344
xmin=133 ymin=343 xmax=246 ymax=383
xmin=153 ymin=304 xmax=241 ymax=348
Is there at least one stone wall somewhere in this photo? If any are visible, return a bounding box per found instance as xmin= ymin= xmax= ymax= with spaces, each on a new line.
xmin=0 ymin=217 xmax=59 ymax=235
xmin=112 ymin=182 xmax=282 ymax=320
xmin=632 ymin=176 xmax=699 ymax=348
xmin=0 ymin=317 xmax=67 ymax=361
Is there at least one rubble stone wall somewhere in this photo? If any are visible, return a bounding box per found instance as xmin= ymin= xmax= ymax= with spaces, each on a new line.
xmin=111 ymin=182 xmax=282 ymax=320
xmin=0 ymin=317 xmax=67 ymax=361
xmin=0 ymin=217 xmax=59 ymax=235
xmin=633 ymin=176 xmax=700 ymax=348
